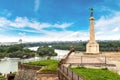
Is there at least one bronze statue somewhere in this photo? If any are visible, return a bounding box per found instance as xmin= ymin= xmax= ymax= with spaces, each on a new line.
xmin=90 ymin=7 xmax=94 ymax=17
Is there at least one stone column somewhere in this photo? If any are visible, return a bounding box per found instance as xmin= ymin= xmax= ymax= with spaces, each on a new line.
xmin=86 ymin=8 xmax=99 ymax=54
xmin=89 ymin=17 xmax=95 ymax=43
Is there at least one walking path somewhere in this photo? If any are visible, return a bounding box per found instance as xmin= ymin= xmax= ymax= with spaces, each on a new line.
xmin=107 ymin=57 xmax=120 ymax=74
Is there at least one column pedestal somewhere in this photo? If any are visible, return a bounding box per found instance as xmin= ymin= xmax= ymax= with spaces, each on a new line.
xmin=86 ymin=41 xmax=99 ymax=54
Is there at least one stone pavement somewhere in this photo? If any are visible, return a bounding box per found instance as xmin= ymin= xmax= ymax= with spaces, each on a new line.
xmin=65 ymin=52 xmax=105 ymax=64
xmin=107 ymin=57 xmax=120 ymax=74
xmin=65 ymin=52 xmax=120 ymax=74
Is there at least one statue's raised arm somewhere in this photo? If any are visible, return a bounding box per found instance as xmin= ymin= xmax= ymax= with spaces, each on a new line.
xmin=90 ymin=7 xmax=94 ymax=17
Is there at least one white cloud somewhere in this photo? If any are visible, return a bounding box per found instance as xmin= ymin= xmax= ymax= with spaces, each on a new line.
xmin=0 ymin=31 xmax=89 ymax=42
xmin=0 ymin=17 xmax=11 ymax=27
xmin=1 ymin=8 xmax=120 ymax=42
xmin=112 ymin=27 xmax=119 ymax=32
xmin=0 ymin=35 xmax=20 ymax=42
xmin=0 ymin=16 xmax=75 ymax=42
xmin=34 ymin=0 xmax=40 ymax=12
xmin=10 ymin=17 xmax=29 ymax=28
xmin=95 ymin=12 xmax=120 ymax=40
xmin=28 ymin=21 xmax=51 ymax=30
xmin=0 ymin=17 xmax=72 ymax=31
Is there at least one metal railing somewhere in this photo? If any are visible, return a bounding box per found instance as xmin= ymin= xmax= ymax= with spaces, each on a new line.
xmin=58 ymin=64 xmax=83 ymax=80
xmin=66 ymin=56 xmax=116 ymax=68
xmin=58 ymin=55 xmax=118 ymax=80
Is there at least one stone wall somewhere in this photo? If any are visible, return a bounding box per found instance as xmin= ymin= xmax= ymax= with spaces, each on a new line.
xmin=7 ymin=73 xmax=15 ymax=80
xmin=0 ymin=78 xmax=6 ymax=80
xmin=16 ymin=62 xmax=58 ymax=80
xmin=102 ymin=52 xmax=120 ymax=53
xmin=18 ymin=62 xmax=41 ymax=70
xmin=15 ymin=62 xmax=41 ymax=80
xmin=14 ymin=69 xmax=37 ymax=80
xmin=35 ymin=72 xmax=58 ymax=80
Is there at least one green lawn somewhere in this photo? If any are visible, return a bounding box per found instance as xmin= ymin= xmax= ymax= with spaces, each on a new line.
xmin=25 ymin=60 xmax=59 ymax=73
xmin=71 ymin=67 xmax=120 ymax=80
xmin=0 ymin=75 xmax=5 ymax=78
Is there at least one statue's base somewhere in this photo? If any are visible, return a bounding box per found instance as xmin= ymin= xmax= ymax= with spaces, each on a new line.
xmin=84 ymin=52 xmax=101 ymax=55
xmin=86 ymin=41 xmax=100 ymax=55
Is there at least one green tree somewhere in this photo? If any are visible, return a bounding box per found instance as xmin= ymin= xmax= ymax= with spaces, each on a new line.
xmin=37 ymin=46 xmax=57 ymax=56
xmin=7 ymin=44 xmax=23 ymax=53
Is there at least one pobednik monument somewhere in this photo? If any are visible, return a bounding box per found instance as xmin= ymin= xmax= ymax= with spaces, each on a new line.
xmin=86 ymin=8 xmax=99 ymax=54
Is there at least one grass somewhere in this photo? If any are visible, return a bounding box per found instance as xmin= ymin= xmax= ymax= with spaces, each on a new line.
xmin=25 ymin=60 xmax=59 ymax=73
xmin=71 ymin=67 xmax=120 ymax=80
xmin=0 ymin=75 xmax=5 ymax=78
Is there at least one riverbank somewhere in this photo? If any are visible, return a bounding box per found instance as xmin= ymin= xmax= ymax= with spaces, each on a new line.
xmin=0 ymin=49 xmax=69 ymax=74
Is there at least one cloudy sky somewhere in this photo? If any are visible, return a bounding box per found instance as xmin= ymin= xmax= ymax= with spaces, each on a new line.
xmin=0 ymin=0 xmax=120 ymax=42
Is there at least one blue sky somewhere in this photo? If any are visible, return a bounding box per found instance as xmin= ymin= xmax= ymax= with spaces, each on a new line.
xmin=0 ymin=0 xmax=120 ymax=42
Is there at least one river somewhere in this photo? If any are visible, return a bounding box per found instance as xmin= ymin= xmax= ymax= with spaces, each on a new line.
xmin=0 ymin=48 xmax=69 ymax=74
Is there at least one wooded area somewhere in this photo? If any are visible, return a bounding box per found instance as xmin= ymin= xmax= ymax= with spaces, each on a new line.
xmin=0 ymin=40 xmax=120 ymax=58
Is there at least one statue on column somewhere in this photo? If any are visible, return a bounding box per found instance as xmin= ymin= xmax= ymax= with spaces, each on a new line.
xmin=90 ymin=7 xmax=94 ymax=17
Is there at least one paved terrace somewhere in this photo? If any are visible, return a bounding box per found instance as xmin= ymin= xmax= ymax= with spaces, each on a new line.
xmin=64 ymin=52 xmax=120 ymax=74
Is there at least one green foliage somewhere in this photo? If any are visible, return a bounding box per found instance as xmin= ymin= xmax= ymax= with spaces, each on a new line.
xmin=0 ymin=40 xmax=120 ymax=58
xmin=0 ymin=46 xmax=9 ymax=58
xmin=0 ymin=53 xmax=6 ymax=59
xmin=7 ymin=44 xmax=23 ymax=53
xmin=7 ymin=50 xmax=35 ymax=58
xmin=37 ymin=46 xmax=57 ymax=56
xmin=40 ymin=64 xmax=58 ymax=73
xmin=26 ymin=60 xmax=59 ymax=66
xmin=24 ymin=48 xmax=31 ymax=53
xmin=71 ymin=67 xmax=120 ymax=80
xmin=52 ymin=41 xmax=120 ymax=51
xmin=0 ymin=46 xmax=8 ymax=53
xmin=8 ymin=50 xmax=22 ymax=58
xmin=25 ymin=60 xmax=59 ymax=73
xmin=21 ymin=41 xmax=120 ymax=51
xmin=101 ymin=68 xmax=108 ymax=70
xmin=99 ymin=41 xmax=120 ymax=51
xmin=0 ymin=75 xmax=5 ymax=78
xmin=0 ymin=44 xmax=35 ymax=58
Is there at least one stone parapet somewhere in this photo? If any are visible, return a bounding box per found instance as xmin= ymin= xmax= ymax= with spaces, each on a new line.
xmin=35 ymin=72 xmax=58 ymax=80
xmin=16 ymin=62 xmax=58 ymax=80
xmin=18 ymin=62 xmax=41 ymax=70
xmin=0 ymin=78 xmax=6 ymax=80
